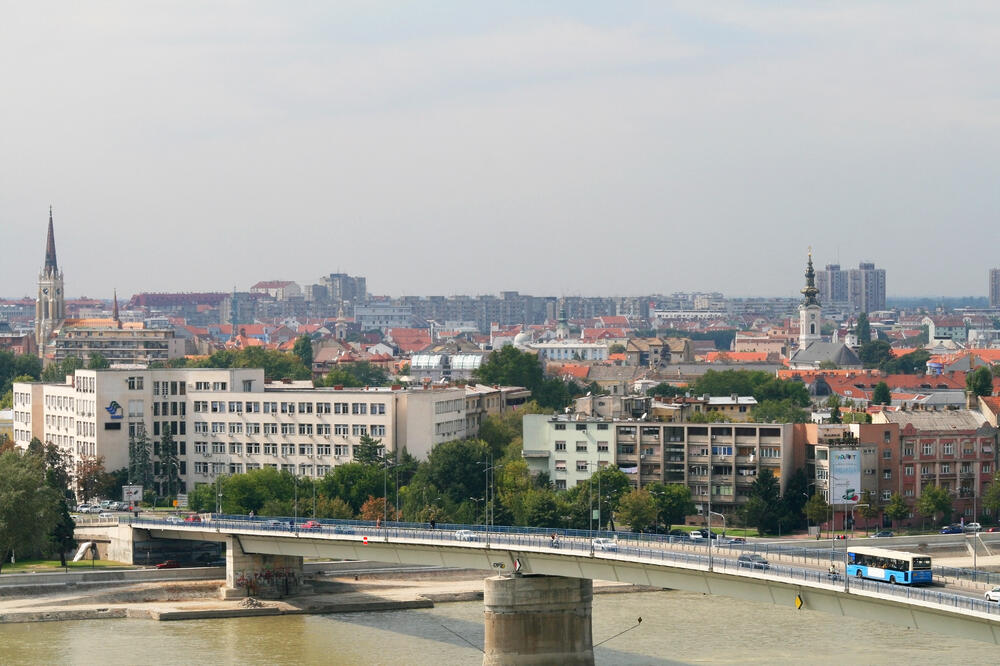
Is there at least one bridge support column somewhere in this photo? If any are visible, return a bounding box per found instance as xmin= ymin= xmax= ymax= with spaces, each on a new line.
xmin=220 ymin=535 xmax=304 ymax=600
xmin=483 ymin=574 xmax=593 ymax=666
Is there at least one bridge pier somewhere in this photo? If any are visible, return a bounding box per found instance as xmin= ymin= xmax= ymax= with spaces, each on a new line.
xmin=483 ymin=574 xmax=594 ymax=666
xmin=220 ymin=535 xmax=304 ymax=600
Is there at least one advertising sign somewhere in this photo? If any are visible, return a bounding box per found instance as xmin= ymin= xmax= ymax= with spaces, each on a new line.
xmin=829 ymin=448 xmax=861 ymax=505
xmin=122 ymin=485 xmax=143 ymax=504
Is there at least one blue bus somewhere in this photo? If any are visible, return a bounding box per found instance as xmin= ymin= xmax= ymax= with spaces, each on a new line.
xmin=846 ymin=546 xmax=932 ymax=585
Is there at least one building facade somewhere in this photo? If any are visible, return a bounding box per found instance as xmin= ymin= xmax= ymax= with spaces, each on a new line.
xmin=991 ymin=269 xmax=1000 ymax=309
xmin=523 ymin=415 xmax=794 ymax=518
xmin=13 ymin=369 xmax=468 ymax=497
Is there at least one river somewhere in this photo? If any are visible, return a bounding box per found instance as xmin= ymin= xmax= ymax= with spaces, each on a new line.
xmin=1 ymin=590 xmax=995 ymax=665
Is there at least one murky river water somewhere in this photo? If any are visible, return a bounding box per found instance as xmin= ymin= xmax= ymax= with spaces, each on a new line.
xmin=1 ymin=590 xmax=995 ymax=665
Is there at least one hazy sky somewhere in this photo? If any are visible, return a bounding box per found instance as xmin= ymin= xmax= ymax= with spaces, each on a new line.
xmin=2 ymin=2 xmax=998 ymax=301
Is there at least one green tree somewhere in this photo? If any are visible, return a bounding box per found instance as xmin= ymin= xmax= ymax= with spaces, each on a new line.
xmin=883 ymin=493 xmax=909 ymax=530
xmin=323 ymin=362 xmax=390 ymax=388
xmin=0 ymin=450 xmax=63 ymax=573
xmin=158 ymin=429 xmax=180 ymax=498
xmin=751 ymin=399 xmax=809 ymax=423
xmin=353 ymin=435 xmax=386 ymax=466
xmin=576 ymin=467 xmax=632 ymax=530
xmin=780 ymin=467 xmax=810 ymax=530
xmin=872 ymin=382 xmax=891 ymax=406
xmin=981 ymin=472 xmax=1000 ymax=517
xmin=744 ymin=468 xmax=783 ymax=535
xmin=521 ymin=488 xmax=560 ymax=528
xmin=880 ymin=349 xmax=931 ymax=375
xmin=803 ymin=492 xmax=830 ymax=527
xmin=474 ymin=346 xmax=543 ymax=396
xmin=858 ymin=341 xmax=892 ymax=368
xmin=647 ymin=383 xmax=683 ymax=398
xmin=608 ymin=343 xmax=626 ymax=354
xmin=826 ymin=394 xmax=842 ymax=424
xmin=617 ymin=489 xmax=658 ymax=532
xmin=76 ymin=456 xmax=112 ymax=501
xmin=320 ymin=463 xmax=386 ymax=513
xmin=966 ymin=366 xmax=993 ymax=398
xmin=916 ymin=484 xmax=953 ymax=526
xmin=856 ymin=312 xmax=871 ymax=344
xmin=292 ymin=336 xmax=313 ymax=370
xmin=129 ymin=429 xmax=153 ymax=489
xmin=186 ymin=347 xmax=311 ymax=380
xmin=315 ymin=495 xmax=355 ymax=519
xmin=857 ymin=490 xmax=880 ymax=535
xmin=87 ymin=352 xmax=110 ymax=369
xmin=645 ymin=482 xmax=695 ymax=530
xmin=690 ymin=370 xmax=809 ymax=406
xmin=41 ymin=356 xmax=84 ymax=383
xmin=412 ymin=439 xmax=489 ymax=507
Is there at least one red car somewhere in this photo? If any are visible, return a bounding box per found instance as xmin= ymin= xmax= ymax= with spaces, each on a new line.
xmin=183 ymin=515 xmax=202 ymax=523
xmin=987 ymin=527 xmax=1000 ymax=533
xmin=156 ymin=560 xmax=181 ymax=569
xmin=300 ymin=520 xmax=322 ymax=529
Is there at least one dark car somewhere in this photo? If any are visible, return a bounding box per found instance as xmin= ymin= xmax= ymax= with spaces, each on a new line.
xmin=331 ymin=525 xmax=354 ymax=535
xmin=156 ymin=560 xmax=181 ymax=569
xmin=737 ymin=554 xmax=770 ymax=570
xmin=871 ymin=530 xmax=894 ymax=538
xmin=940 ymin=525 xmax=964 ymax=534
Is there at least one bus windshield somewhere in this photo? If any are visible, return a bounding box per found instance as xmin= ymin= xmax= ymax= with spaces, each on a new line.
xmin=912 ymin=557 xmax=931 ymax=570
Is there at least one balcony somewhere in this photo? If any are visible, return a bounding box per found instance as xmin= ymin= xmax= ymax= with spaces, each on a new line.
xmin=522 ymin=450 xmax=551 ymax=459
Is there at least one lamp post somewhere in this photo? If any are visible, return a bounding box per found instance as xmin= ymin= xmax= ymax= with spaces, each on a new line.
xmin=383 ymin=458 xmax=398 ymax=540
xmin=707 ymin=509 xmax=726 ymax=570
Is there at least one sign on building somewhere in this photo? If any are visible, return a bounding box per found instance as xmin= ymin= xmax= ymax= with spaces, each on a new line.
xmin=829 ymin=449 xmax=861 ymax=505
xmin=122 ymin=485 xmax=143 ymax=504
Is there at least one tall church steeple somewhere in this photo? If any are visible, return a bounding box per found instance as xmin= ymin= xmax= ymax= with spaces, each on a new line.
xmin=36 ymin=206 xmax=66 ymax=351
xmin=798 ymin=249 xmax=822 ymax=348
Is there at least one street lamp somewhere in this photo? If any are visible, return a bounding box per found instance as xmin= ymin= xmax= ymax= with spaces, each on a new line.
xmin=383 ymin=458 xmax=399 ymax=539
xmin=469 ymin=496 xmax=485 ymax=524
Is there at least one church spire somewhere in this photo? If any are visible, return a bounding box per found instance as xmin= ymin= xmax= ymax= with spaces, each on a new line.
xmin=44 ymin=206 xmax=58 ymax=274
xmin=112 ymin=289 xmax=121 ymax=328
xmin=800 ymin=249 xmax=819 ymax=306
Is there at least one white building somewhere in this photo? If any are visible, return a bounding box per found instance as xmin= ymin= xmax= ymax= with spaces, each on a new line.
xmin=13 ymin=368 xmax=466 ymax=496
xmin=530 ymin=340 xmax=609 ymax=362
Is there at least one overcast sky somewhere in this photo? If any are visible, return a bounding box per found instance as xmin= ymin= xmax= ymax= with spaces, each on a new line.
xmin=2 ymin=2 xmax=998 ymax=301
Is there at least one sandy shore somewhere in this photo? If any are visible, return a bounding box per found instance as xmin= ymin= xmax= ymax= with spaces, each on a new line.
xmin=0 ymin=569 xmax=654 ymax=624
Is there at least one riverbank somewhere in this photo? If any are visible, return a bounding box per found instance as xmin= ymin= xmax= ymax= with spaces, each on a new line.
xmin=0 ymin=567 xmax=655 ymax=624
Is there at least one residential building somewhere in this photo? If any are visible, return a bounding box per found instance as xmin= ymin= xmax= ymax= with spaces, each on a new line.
xmin=624 ymin=338 xmax=670 ymax=367
xmin=922 ymin=316 xmax=968 ymax=343
xmin=464 ymin=384 xmax=531 ymax=433
xmin=12 ymin=369 xmax=468 ymax=497
xmin=816 ymin=264 xmax=848 ymax=305
xmin=522 ymin=415 xmax=794 ymax=518
xmin=531 ymin=340 xmax=609 ymax=362
xmin=249 ymin=281 xmax=302 ymax=301
xmin=355 ymin=303 xmax=414 ymax=330
xmin=991 ymin=269 xmax=1000 ymax=309
xmin=848 ymin=262 xmax=887 ymax=313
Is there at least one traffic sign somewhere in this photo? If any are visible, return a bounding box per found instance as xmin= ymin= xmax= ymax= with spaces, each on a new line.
xmin=176 ymin=494 xmax=188 ymax=508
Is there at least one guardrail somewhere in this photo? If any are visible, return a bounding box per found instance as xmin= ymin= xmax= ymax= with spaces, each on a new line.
xmin=129 ymin=515 xmax=1000 ymax=619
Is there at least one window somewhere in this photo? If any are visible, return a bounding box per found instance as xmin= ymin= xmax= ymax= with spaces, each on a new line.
xmin=941 ymin=463 xmax=951 ymax=474
xmin=555 ymin=440 xmax=566 ymax=451
xmin=195 ymin=381 xmax=210 ymax=391
xmin=213 ymin=382 xmax=227 ymax=391
xmin=246 ymin=442 xmax=260 ymax=454
xmin=883 ymin=469 xmax=892 ymax=479
xmin=334 ymin=402 xmax=348 ymax=414
xmin=246 ymin=422 xmax=260 ymax=435
xmin=597 ymin=423 xmax=608 ymax=431
xmin=211 ymin=401 xmax=225 ymax=413
xmin=263 ymin=423 xmax=278 ymax=435
xmin=576 ymin=441 xmax=587 ymax=452
xmin=370 ymin=403 xmax=386 ymax=415
xmin=229 ymin=443 xmax=242 ymax=454
xmin=242 ymin=380 xmax=253 ymax=392
xmin=264 ymin=443 xmax=277 ymax=456
xmin=711 ymin=446 xmax=733 ymax=456
xmin=193 ymin=401 xmax=208 ymax=413
xmin=281 ymin=402 xmax=295 ymax=414
xmin=317 ymin=423 xmax=331 ymax=435
xmin=943 ymin=442 xmax=954 ymax=455
xmin=335 ymin=444 xmax=349 ymax=456
xmin=554 ymin=423 xmax=566 ymax=430
xmin=229 ymin=423 xmax=243 ymax=435
xmin=298 ymin=423 xmax=313 ymax=435
xmin=884 ymin=431 xmax=891 ymax=443
xmin=555 ymin=480 xmax=567 ymax=490
xmin=597 ymin=441 xmax=608 ymax=452
xmin=904 ymin=465 xmax=914 ymax=476
xmin=228 ymin=401 xmax=243 ymax=414
xmin=352 ymin=424 xmax=368 ymax=436
xmin=298 ymin=402 xmax=313 ymax=414
xmin=212 ymin=442 xmax=225 ymax=454
xmin=352 ymin=402 xmax=367 ymax=415
xmin=317 ymin=465 xmax=331 ymax=476
xmin=194 ymin=442 xmax=208 ymax=454
xmin=264 ymin=402 xmax=278 ymax=413
xmin=881 ymin=489 xmax=892 ymax=501
xmin=760 ymin=447 xmax=780 ymax=458
xmin=246 ymin=401 xmax=260 ymax=413
xmin=317 ymin=402 xmax=331 ymax=414
xmin=127 ymin=376 xmax=143 ymax=390
xmin=335 ymin=424 xmax=349 ymax=435
xmin=281 ymin=423 xmax=295 ymax=435
xmin=904 ymin=488 xmax=914 ymax=497
xmin=576 ymin=461 xmax=588 ymax=472
xmin=922 ymin=443 xmax=934 ymax=456
xmin=194 ymin=462 xmax=208 ymax=474
xmin=317 ymin=444 xmax=331 ymax=455
xmin=903 ymin=445 xmax=914 ymax=457
xmin=281 ymin=444 xmax=295 ymax=456
xmin=554 ymin=460 xmax=566 ymax=472
xmin=882 ymin=449 xmax=892 ymax=459
xmin=194 ymin=422 xmax=208 ymax=434
xmin=211 ymin=422 xmax=225 ymax=434
xmin=576 ymin=423 xmax=587 ymax=431
xmin=985 ymin=464 xmax=993 ymax=474
xmin=299 ymin=445 xmax=313 ymax=456
xmin=229 ymin=463 xmax=243 ymax=475
xmin=371 ymin=424 xmax=386 ymax=437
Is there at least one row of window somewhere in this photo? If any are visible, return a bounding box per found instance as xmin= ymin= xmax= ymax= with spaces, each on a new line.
xmin=191 ymin=442 xmax=340 ymax=457
xmin=192 ymin=400 xmax=387 ymax=415
xmin=554 ymin=440 xmax=610 ymax=452
xmin=192 ymin=461 xmax=331 ymax=476
xmin=190 ymin=421 xmax=386 ymax=437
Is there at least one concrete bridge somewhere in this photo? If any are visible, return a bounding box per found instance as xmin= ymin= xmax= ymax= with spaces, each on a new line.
xmin=77 ymin=516 xmax=1000 ymax=664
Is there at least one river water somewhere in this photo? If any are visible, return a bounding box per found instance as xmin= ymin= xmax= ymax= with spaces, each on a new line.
xmin=1 ymin=590 xmax=995 ymax=665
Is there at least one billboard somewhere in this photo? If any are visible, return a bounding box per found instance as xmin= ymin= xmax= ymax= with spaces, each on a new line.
xmin=829 ymin=448 xmax=861 ymax=505
xmin=122 ymin=485 xmax=143 ymax=504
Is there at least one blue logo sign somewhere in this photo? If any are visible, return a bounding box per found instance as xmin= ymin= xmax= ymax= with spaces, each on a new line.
xmin=105 ymin=400 xmax=123 ymax=419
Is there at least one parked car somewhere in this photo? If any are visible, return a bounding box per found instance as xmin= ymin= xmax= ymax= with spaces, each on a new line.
xmin=964 ymin=522 xmax=982 ymax=532
xmin=455 ymin=530 xmax=477 ymax=542
xmin=155 ymin=560 xmax=181 ymax=569
xmin=737 ymin=554 xmax=770 ymax=570
xmin=871 ymin=530 xmax=894 ymax=538
xmin=940 ymin=525 xmax=964 ymax=534
xmin=987 ymin=527 xmax=1000 ymax=533
xmin=592 ymin=538 xmax=618 ymax=552
xmin=688 ymin=531 xmax=705 ymax=540
xmin=183 ymin=514 xmax=202 ymax=523
xmin=299 ymin=520 xmax=322 ymax=530
xmin=986 ymin=586 xmax=1000 ymax=603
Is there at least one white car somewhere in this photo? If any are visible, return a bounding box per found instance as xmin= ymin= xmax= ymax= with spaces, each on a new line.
xmin=455 ymin=530 xmax=477 ymax=542
xmin=985 ymin=586 xmax=1000 ymax=603
xmin=965 ymin=522 xmax=982 ymax=532
xmin=165 ymin=515 xmax=185 ymax=524
xmin=98 ymin=512 xmax=115 ymax=520
xmin=592 ymin=538 xmax=618 ymax=552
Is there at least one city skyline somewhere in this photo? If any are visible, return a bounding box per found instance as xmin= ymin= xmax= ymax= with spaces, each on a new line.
xmin=3 ymin=2 xmax=999 ymax=299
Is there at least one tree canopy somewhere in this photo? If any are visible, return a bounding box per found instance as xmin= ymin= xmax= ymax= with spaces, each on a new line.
xmin=966 ymin=366 xmax=993 ymax=398
xmin=322 ymin=362 xmax=390 ymax=388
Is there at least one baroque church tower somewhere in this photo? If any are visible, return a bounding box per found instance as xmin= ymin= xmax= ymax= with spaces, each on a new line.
xmin=798 ymin=250 xmax=822 ymax=349
xmin=36 ymin=207 xmax=65 ymax=348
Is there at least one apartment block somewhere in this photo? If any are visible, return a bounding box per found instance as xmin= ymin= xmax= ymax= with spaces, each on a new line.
xmin=523 ymin=415 xmax=794 ymax=517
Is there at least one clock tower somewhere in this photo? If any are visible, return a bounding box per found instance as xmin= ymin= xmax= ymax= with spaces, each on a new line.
xmin=35 ymin=206 xmax=65 ymax=349
xmin=798 ymin=250 xmax=822 ymax=349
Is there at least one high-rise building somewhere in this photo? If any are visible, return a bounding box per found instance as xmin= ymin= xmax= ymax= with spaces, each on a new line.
xmin=848 ymin=262 xmax=886 ymax=312
xmin=990 ymin=269 xmax=1000 ymax=308
xmin=816 ymin=264 xmax=848 ymax=304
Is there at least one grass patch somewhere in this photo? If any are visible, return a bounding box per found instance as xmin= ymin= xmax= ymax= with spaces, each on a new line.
xmin=0 ymin=559 xmax=134 ymax=573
